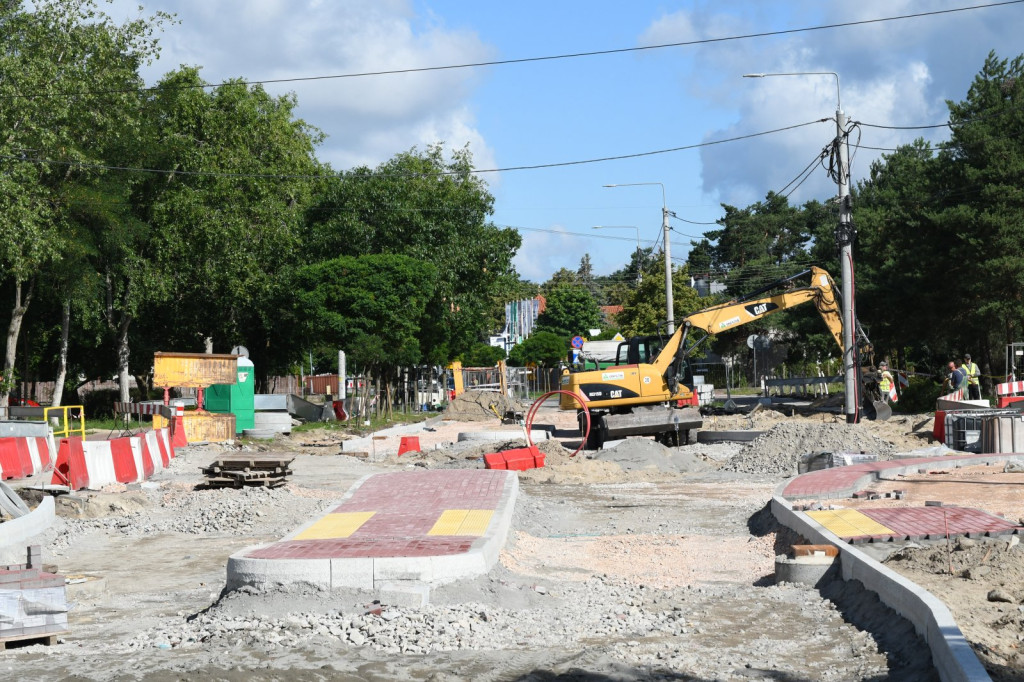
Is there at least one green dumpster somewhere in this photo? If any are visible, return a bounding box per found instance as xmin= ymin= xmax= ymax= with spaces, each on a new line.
xmin=205 ymin=357 xmax=255 ymax=434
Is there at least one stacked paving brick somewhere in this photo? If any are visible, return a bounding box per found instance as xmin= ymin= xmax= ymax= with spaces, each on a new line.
xmin=0 ymin=545 xmax=69 ymax=647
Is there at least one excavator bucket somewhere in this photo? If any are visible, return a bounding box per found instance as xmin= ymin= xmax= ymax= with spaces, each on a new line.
xmin=865 ymin=400 xmax=892 ymax=421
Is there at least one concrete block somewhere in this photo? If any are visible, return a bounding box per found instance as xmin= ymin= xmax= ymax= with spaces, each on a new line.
xmin=225 ymin=546 xmax=332 ymax=591
xmin=373 ymin=556 xmax=433 ymax=582
xmin=330 ymin=558 xmax=374 ymax=590
xmin=376 ymin=582 xmax=430 ymax=607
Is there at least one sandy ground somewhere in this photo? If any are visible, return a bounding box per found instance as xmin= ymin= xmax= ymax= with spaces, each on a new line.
xmin=0 ymin=391 xmax=1019 ymax=681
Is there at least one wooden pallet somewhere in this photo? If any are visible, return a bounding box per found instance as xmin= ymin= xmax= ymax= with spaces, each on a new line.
xmin=201 ymin=456 xmax=294 ymax=489
xmin=0 ymin=630 xmax=68 ymax=650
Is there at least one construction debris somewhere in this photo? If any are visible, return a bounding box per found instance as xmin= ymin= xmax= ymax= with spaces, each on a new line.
xmin=200 ymin=456 xmax=294 ymax=489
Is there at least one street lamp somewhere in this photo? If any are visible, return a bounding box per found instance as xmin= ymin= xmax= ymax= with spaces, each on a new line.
xmin=603 ymin=183 xmax=675 ymax=333
xmin=592 ymin=225 xmax=643 ymax=283
xmin=743 ymin=71 xmax=858 ymax=423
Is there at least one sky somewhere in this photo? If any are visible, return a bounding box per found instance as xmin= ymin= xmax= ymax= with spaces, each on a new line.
xmin=105 ymin=0 xmax=1024 ymax=283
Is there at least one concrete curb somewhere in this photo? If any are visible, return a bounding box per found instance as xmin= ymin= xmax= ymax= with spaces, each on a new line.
xmin=0 ymin=496 xmax=55 ymax=564
xmin=769 ymin=455 xmax=1024 ymax=682
xmin=771 ymin=495 xmax=989 ymax=682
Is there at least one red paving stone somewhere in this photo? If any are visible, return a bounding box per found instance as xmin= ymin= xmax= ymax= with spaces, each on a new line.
xmin=245 ymin=469 xmax=508 ymax=561
xmin=784 ymin=452 xmax=1024 ymax=543
xmin=781 ymin=453 xmax=1012 ymax=499
xmin=856 ymin=507 xmax=1020 ymax=541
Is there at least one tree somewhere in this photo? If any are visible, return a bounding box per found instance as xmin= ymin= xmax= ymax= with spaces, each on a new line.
xmin=460 ymin=343 xmax=506 ymax=367
xmin=534 ymin=286 xmax=602 ymax=339
xmin=303 ymin=145 xmax=520 ymax=365
xmin=507 ymin=331 xmax=566 ymax=367
xmin=128 ymin=68 xmax=323 ymax=394
xmin=293 ymin=254 xmax=438 ymax=418
xmin=616 ymin=259 xmax=701 ymax=336
xmin=0 ymin=0 xmax=168 ymax=405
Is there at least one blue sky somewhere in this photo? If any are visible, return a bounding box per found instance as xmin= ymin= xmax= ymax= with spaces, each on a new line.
xmin=107 ymin=1 xmax=1024 ymax=282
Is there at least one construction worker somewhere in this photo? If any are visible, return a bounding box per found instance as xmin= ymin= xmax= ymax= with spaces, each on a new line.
xmin=946 ymin=361 xmax=967 ymax=394
xmin=963 ymin=353 xmax=981 ymax=400
xmin=878 ymin=361 xmax=894 ymax=402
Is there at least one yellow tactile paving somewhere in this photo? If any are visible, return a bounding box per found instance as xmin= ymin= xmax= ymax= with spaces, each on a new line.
xmin=428 ymin=509 xmax=495 ymax=536
xmin=293 ymin=511 xmax=375 ymax=540
xmin=805 ymin=509 xmax=895 ymax=537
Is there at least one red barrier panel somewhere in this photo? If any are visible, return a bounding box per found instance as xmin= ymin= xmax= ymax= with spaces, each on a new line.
xmin=138 ymin=437 xmax=156 ymax=479
xmin=397 ymin=436 xmax=420 ymax=456
xmin=170 ymin=410 xmax=187 ymax=448
xmin=0 ymin=440 xmax=26 ymax=479
xmin=13 ymin=439 xmax=33 ymax=479
xmin=51 ymin=437 xmax=88 ymax=490
xmin=933 ymin=410 xmax=946 ymax=443
xmin=109 ymin=439 xmax=138 ymax=484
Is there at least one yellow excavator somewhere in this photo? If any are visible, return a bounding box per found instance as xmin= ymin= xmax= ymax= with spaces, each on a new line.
xmin=559 ymin=266 xmax=850 ymax=448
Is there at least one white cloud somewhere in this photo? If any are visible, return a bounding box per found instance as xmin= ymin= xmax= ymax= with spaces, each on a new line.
xmin=113 ymin=0 xmax=498 ymax=174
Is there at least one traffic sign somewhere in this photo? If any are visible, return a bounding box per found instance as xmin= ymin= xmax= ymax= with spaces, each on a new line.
xmin=571 ymin=335 xmax=584 ymax=349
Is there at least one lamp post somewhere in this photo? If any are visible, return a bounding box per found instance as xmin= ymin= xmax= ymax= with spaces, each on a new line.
xmin=743 ymin=71 xmax=857 ymax=423
xmin=603 ymin=183 xmax=674 ymax=333
xmin=592 ymin=225 xmax=643 ymax=283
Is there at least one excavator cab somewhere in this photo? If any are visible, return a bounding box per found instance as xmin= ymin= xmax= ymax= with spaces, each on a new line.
xmin=615 ymin=336 xmax=663 ymax=365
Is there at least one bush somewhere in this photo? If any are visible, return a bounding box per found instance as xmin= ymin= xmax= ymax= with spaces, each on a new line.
xmin=893 ymin=377 xmax=943 ymax=413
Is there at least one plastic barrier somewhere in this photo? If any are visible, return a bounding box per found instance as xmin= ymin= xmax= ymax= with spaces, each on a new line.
xmin=49 ymin=429 xmax=174 ymax=491
xmin=0 ymin=436 xmax=56 ymax=481
xmin=397 ymin=436 xmax=420 ymax=456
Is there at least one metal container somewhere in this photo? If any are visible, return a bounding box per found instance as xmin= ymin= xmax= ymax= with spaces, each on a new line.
xmin=980 ymin=414 xmax=1024 ymax=454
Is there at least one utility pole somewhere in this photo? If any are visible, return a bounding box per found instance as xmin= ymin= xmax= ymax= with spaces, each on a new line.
xmin=743 ymin=71 xmax=857 ymax=422
xmin=835 ymin=107 xmax=858 ymax=423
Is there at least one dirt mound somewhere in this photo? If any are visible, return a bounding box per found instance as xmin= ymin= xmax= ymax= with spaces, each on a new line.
xmin=442 ymin=389 xmax=526 ymax=422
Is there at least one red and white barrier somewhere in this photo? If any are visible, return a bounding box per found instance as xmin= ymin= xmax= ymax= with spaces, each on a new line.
xmin=0 ymin=435 xmax=56 ymax=480
xmin=50 ymin=428 xmax=175 ymax=491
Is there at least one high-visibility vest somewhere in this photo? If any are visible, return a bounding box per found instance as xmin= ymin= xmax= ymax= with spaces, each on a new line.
xmin=965 ymin=362 xmax=980 ymax=386
xmin=879 ymin=370 xmax=893 ymax=393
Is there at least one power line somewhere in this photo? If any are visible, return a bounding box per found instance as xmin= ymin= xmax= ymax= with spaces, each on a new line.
xmin=0 ymin=119 xmax=829 ymax=179
xmin=11 ymin=1 xmax=1020 ymax=100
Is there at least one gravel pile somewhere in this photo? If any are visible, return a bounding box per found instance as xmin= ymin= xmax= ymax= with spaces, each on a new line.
xmin=441 ymin=389 xmax=526 ymax=422
xmin=123 ymin=577 xmax=892 ymax=680
xmin=721 ymin=421 xmax=897 ymax=475
xmin=48 ymin=485 xmax=331 ymax=552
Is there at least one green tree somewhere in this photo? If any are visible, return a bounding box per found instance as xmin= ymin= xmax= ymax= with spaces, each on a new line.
xmin=460 ymin=343 xmax=506 ymax=367
xmin=616 ymin=259 xmax=701 ymax=336
xmin=0 ymin=0 xmax=168 ymax=405
xmin=507 ymin=331 xmax=566 ymax=367
xmin=131 ymin=67 xmax=323 ymax=391
xmin=303 ymin=145 xmax=520 ymax=365
xmin=535 ymin=286 xmax=602 ymax=339
xmin=293 ymin=254 xmax=437 ymax=417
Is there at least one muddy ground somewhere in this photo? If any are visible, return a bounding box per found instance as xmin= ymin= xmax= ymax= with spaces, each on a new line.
xmin=1 ymin=395 xmax=1021 ymax=681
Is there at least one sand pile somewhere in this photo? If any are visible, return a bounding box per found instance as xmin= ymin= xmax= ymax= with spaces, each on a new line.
xmin=442 ymin=390 xmax=527 ymax=422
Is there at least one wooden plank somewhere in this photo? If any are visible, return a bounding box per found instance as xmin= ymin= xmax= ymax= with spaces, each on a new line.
xmin=0 ymin=631 xmax=67 ymax=649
